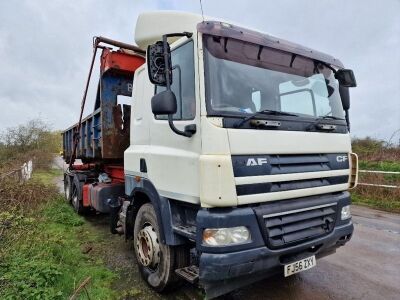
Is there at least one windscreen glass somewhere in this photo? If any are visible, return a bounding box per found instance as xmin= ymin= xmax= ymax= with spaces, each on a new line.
xmin=203 ymin=35 xmax=344 ymax=119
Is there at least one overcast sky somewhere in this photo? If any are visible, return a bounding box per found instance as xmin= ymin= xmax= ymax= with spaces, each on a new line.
xmin=0 ymin=0 xmax=399 ymax=141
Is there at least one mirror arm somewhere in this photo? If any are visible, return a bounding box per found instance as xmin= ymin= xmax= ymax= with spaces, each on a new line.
xmin=162 ymin=32 xmax=192 ymax=90
xmin=345 ymin=110 xmax=350 ymax=132
xmin=313 ymin=60 xmax=336 ymax=76
xmin=167 ymin=115 xmax=196 ymax=137
xmin=165 ymin=32 xmax=193 ymax=39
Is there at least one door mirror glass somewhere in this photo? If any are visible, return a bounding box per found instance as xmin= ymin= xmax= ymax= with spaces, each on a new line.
xmin=151 ymin=90 xmax=177 ymax=115
xmin=147 ymin=41 xmax=172 ymax=86
xmin=335 ymin=69 xmax=357 ymax=87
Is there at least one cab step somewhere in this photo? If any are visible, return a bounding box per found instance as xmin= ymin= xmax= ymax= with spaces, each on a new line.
xmin=175 ymin=265 xmax=199 ymax=284
xmin=173 ymin=224 xmax=197 ymax=241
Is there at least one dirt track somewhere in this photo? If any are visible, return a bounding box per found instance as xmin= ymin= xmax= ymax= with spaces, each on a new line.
xmin=53 ymin=157 xmax=400 ymax=300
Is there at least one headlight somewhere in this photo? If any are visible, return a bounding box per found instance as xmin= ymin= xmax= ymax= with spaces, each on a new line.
xmin=203 ymin=226 xmax=251 ymax=246
xmin=341 ymin=205 xmax=351 ymax=220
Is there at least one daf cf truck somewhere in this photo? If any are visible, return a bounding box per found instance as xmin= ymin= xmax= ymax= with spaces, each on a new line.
xmin=63 ymin=11 xmax=358 ymax=298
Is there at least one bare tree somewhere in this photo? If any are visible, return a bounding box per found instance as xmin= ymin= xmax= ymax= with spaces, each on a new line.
xmin=0 ymin=119 xmax=49 ymax=151
xmin=0 ymin=119 xmax=61 ymax=170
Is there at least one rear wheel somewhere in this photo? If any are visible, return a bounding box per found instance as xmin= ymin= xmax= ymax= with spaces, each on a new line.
xmin=133 ymin=203 xmax=189 ymax=292
xmin=71 ymin=182 xmax=86 ymax=214
xmin=64 ymin=175 xmax=72 ymax=203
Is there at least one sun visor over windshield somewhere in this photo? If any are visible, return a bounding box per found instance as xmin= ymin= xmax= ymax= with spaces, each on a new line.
xmin=198 ymin=21 xmax=344 ymax=68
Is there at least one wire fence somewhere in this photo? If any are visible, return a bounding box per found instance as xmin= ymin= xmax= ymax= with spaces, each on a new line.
xmin=358 ymin=169 xmax=400 ymax=189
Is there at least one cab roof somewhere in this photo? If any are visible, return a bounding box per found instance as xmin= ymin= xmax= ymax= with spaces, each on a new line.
xmin=135 ymin=11 xmax=343 ymax=67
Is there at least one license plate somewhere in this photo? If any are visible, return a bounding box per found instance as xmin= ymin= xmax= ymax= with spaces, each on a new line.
xmin=284 ymin=255 xmax=316 ymax=277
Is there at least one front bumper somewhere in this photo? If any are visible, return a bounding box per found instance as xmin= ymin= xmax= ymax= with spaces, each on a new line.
xmin=196 ymin=192 xmax=354 ymax=285
xmin=200 ymin=221 xmax=353 ymax=282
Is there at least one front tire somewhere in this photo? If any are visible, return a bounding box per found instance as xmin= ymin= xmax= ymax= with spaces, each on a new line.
xmin=133 ymin=203 xmax=188 ymax=292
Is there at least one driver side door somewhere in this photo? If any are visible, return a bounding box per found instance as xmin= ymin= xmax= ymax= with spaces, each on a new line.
xmin=147 ymin=38 xmax=201 ymax=204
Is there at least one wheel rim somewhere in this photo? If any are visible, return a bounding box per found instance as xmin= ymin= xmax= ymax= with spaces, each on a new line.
xmin=136 ymin=224 xmax=160 ymax=270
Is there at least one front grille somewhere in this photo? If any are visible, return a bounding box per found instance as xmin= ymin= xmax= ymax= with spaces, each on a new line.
xmin=263 ymin=203 xmax=337 ymax=248
xmin=268 ymin=154 xmax=332 ymax=174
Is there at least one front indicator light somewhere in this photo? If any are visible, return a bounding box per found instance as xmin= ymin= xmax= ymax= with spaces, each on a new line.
xmin=203 ymin=226 xmax=251 ymax=246
xmin=341 ymin=205 xmax=351 ymax=220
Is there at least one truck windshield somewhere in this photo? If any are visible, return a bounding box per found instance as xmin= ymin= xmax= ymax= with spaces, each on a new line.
xmin=203 ymin=35 xmax=345 ymax=121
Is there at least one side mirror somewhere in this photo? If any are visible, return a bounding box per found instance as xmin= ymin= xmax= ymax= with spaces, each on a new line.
xmin=339 ymin=85 xmax=350 ymax=110
xmin=148 ymin=32 xmax=195 ymax=138
xmin=147 ymin=41 xmax=172 ymax=86
xmin=335 ymin=69 xmax=357 ymax=87
xmin=151 ymin=90 xmax=177 ymax=115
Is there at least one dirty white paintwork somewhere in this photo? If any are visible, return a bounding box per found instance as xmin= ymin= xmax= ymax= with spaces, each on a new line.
xmin=126 ymin=11 xmax=355 ymax=208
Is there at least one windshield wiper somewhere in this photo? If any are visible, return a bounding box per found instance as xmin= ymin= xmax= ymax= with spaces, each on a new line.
xmin=306 ymin=114 xmax=345 ymax=131
xmin=234 ymin=109 xmax=298 ymax=128
xmin=318 ymin=115 xmax=344 ymax=120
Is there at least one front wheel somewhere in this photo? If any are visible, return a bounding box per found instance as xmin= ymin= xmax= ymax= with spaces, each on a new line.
xmin=133 ymin=203 xmax=188 ymax=292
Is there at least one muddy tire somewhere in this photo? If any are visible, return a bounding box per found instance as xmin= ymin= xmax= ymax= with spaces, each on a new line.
xmin=64 ymin=175 xmax=72 ymax=203
xmin=71 ymin=181 xmax=86 ymax=214
xmin=133 ymin=203 xmax=189 ymax=292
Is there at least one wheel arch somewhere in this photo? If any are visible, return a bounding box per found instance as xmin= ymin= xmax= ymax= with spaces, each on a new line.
xmin=127 ymin=176 xmax=186 ymax=246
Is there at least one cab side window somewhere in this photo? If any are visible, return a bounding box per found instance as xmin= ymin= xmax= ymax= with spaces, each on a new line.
xmin=155 ymin=40 xmax=195 ymax=120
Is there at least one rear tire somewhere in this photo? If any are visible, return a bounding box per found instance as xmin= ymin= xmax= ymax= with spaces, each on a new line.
xmin=133 ymin=203 xmax=189 ymax=292
xmin=64 ymin=175 xmax=72 ymax=203
xmin=71 ymin=182 xmax=86 ymax=214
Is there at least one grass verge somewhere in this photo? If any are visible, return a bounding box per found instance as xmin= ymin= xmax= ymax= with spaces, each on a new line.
xmin=351 ymin=193 xmax=400 ymax=213
xmin=0 ymin=171 xmax=117 ymax=299
xmin=33 ymin=168 xmax=63 ymax=185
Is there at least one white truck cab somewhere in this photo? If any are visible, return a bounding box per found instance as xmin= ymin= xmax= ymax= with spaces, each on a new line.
xmin=120 ymin=11 xmax=358 ymax=298
xmin=65 ymin=11 xmax=358 ymax=299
